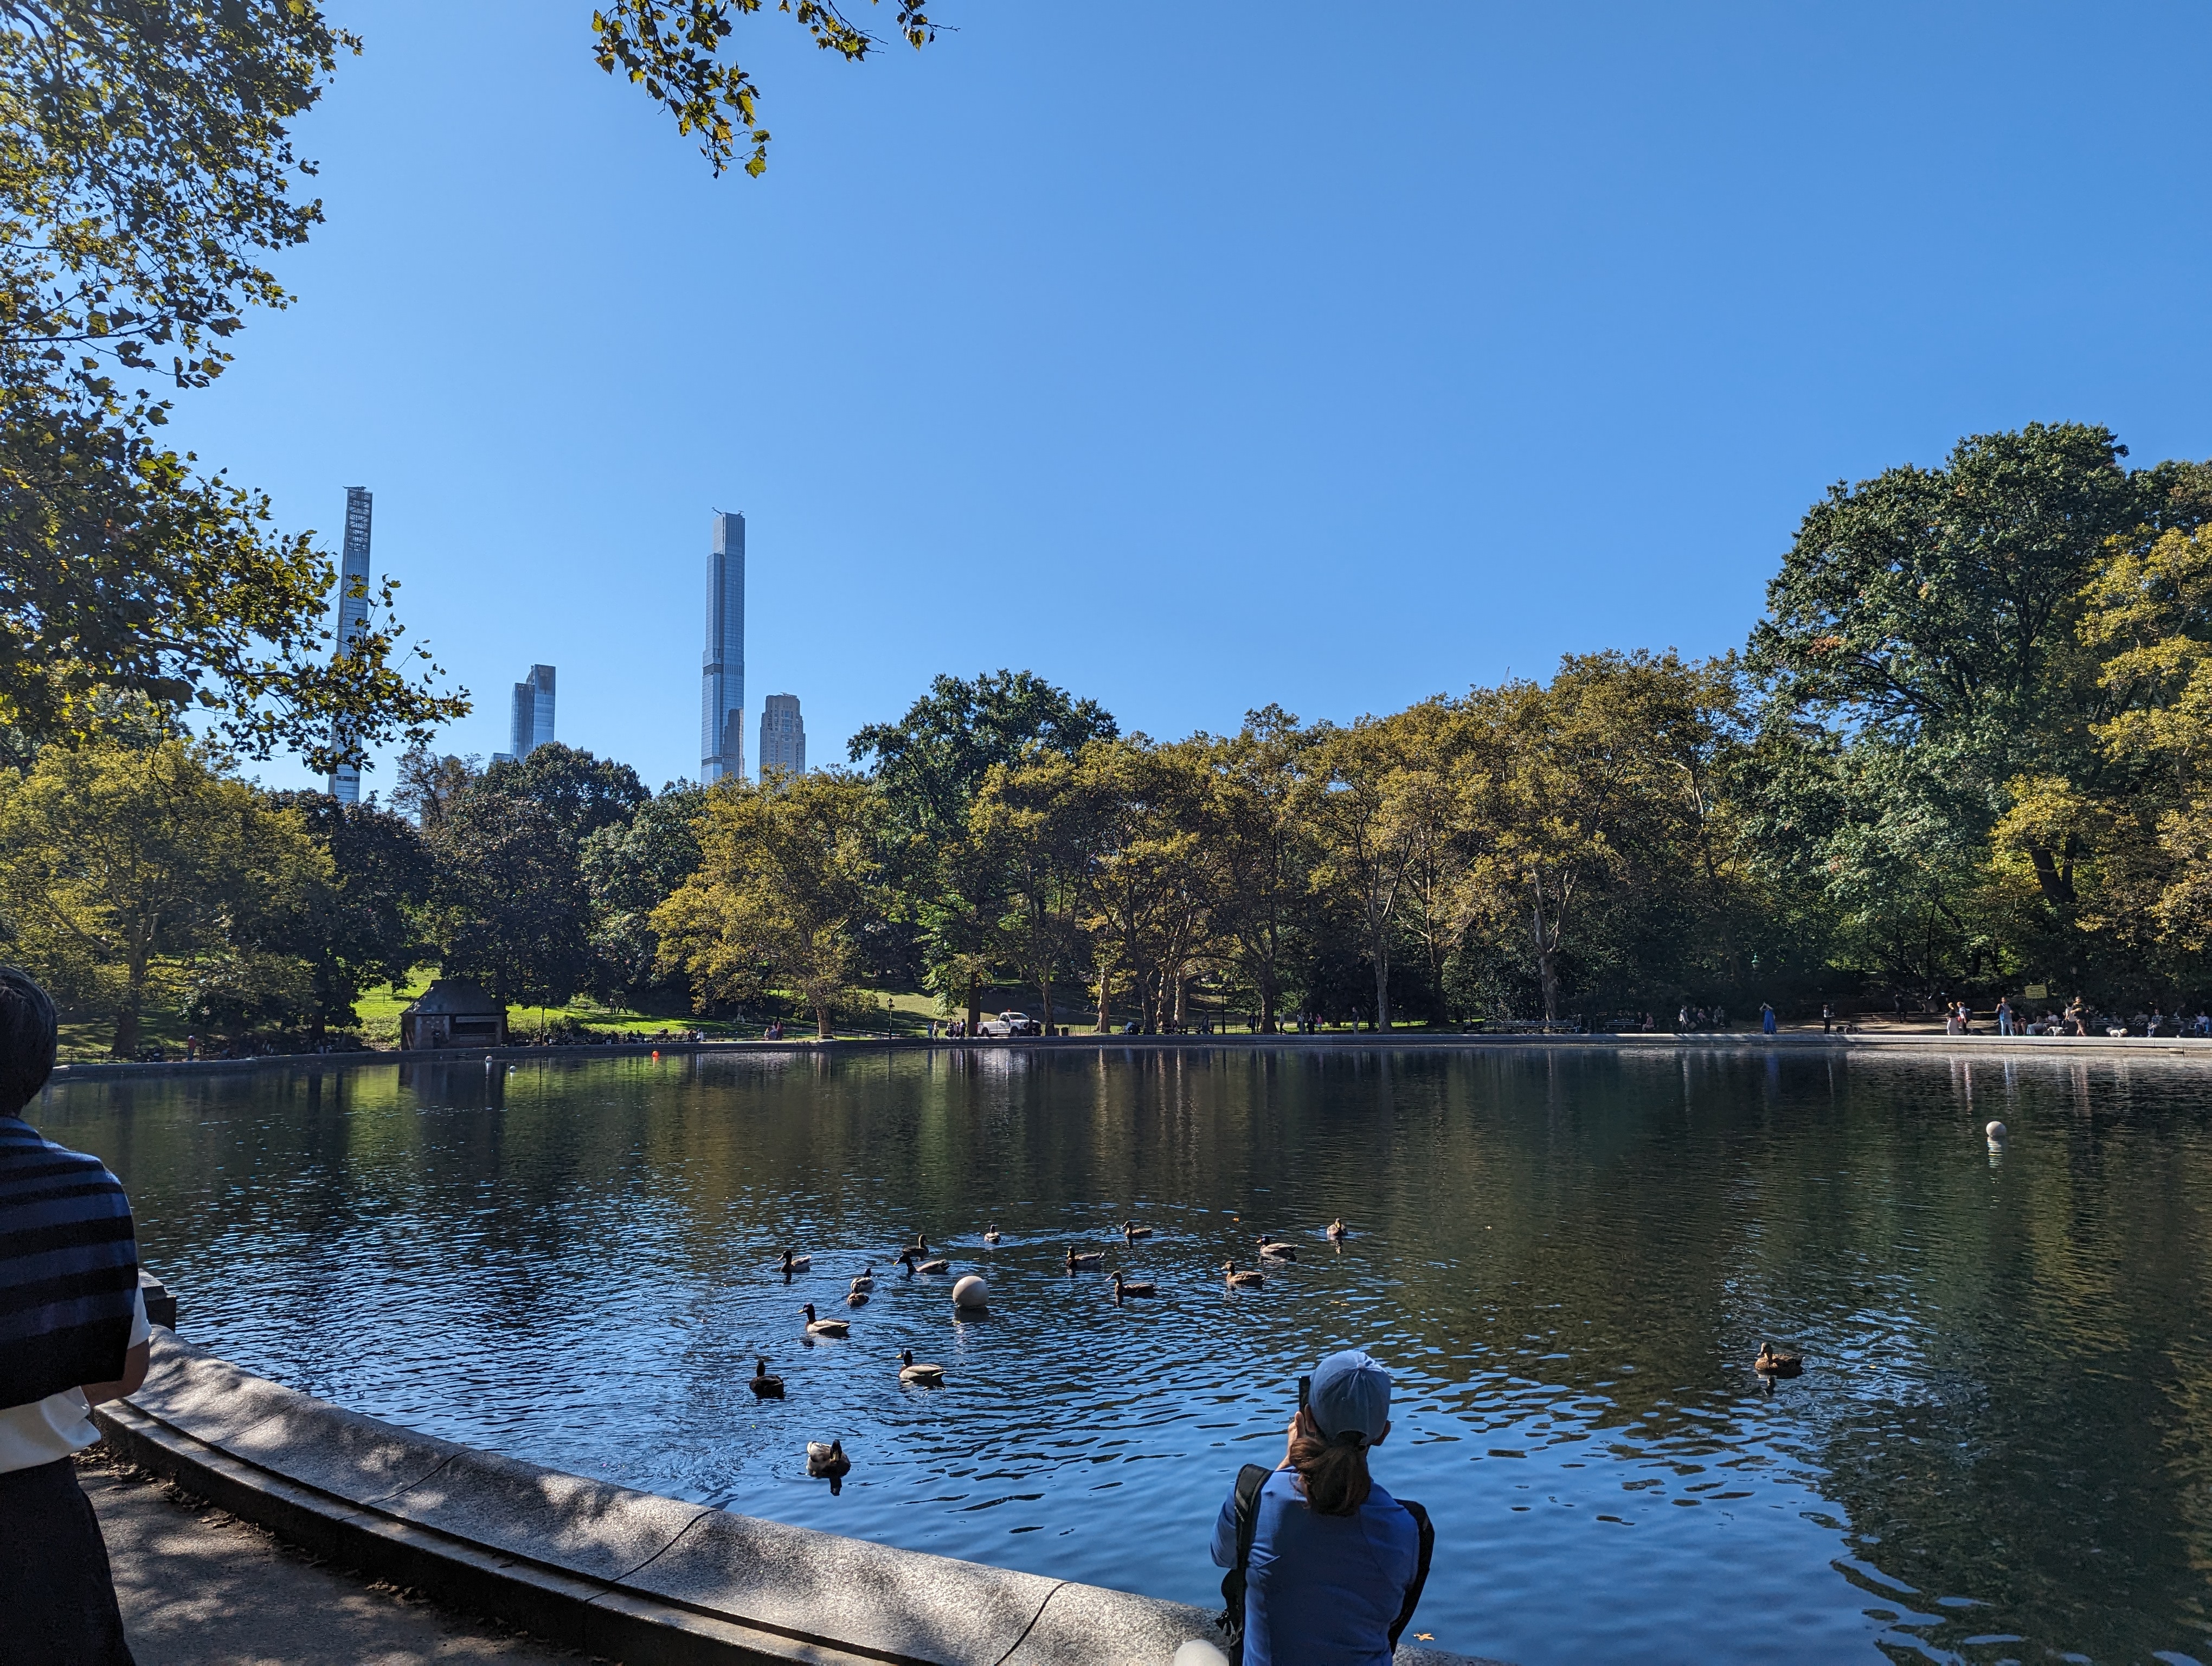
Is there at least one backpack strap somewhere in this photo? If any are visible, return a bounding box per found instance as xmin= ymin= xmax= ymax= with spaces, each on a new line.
xmin=1214 ymin=1464 xmax=1275 ymax=1662
xmin=1387 ymin=1498 xmax=1436 ymax=1649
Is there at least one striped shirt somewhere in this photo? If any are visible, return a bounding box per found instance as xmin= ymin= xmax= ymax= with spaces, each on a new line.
xmin=0 ymin=1116 xmax=139 ymax=1413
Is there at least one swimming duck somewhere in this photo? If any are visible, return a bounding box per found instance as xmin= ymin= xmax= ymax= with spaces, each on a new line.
xmin=806 ymin=1438 xmax=851 ymax=1479
xmin=1257 ymin=1235 xmax=1297 ymax=1261
xmin=1112 ymin=1270 xmax=1157 ymax=1302
xmin=850 ymin=1267 xmax=876 ymax=1291
xmin=898 ymin=1348 xmax=946 ymax=1386
xmin=845 ymin=1287 xmax=869 ymax=1308
xmin=983 ymin=1225 xmax=1001 ymax=1244
xmin=1122 ymin=1220 xmax=1153 ymax=1240
xmin=1066 ymin=1246 xmax=1104 ymax=1271
xmin=801 ymin=1303 xmax=850 ymax=1338
xmin=899 ymin=1248 xmax=950 ymax=1275
xmin=1223 ymin=1260 xmax=1266 ymax=1289
xmin=1753 ymin=1343 xmax=1803 ymax=1378
xmin=780 ymin=1248 xmax=811 ymax=1274
xmin=1326 ymin=1218 xmax=1348 ymax=1241
xmin=748 ymin=1357 xmax=785 ymax=1399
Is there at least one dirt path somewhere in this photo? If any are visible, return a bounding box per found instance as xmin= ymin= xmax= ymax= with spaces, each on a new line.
xmin=80 ymin=1449 xmax=591 ymax=1666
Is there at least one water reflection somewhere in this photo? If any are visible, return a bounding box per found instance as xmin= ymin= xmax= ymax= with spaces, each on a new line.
xmin=36 ymin=1048 xmax=2212 ymax=1664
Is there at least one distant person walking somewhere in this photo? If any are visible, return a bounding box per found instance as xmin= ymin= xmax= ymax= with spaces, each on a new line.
xmin=1997 ymin=995 xmax=2015 ymax=1036
xmin=0 ymin=966 xmax=151 ymax=1665
xmin=1761 ymin=1003 xmax=1777 ymax=1035
xmin=1210 ymin=1350 xmax=1432 ymax=1666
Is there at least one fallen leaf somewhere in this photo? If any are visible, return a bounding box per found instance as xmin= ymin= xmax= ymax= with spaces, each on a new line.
xmin=1416 ymin=1635 xmax=1434 ymax=1642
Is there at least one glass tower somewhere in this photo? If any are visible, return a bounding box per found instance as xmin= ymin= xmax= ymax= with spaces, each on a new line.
xmin=325 ymin=487 xmax=374 ymax=804
xmin=701 ymin=511 xmax=745 ymax=782
xmin=509 ymin=665 xmax=555 ymax=759
xmin=758 ymin=693 xmax=805 ymax=781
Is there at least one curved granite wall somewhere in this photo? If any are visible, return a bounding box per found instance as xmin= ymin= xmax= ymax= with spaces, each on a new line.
xmin=97 ymin=1334 xmax=1496 ymax=1666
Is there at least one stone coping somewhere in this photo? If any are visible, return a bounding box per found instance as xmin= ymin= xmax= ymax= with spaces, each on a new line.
xmin=47 ymin=1030 xmax=2212 ymax=1082
xmin=95 ymin=1335 xmax=1500 ymax=1666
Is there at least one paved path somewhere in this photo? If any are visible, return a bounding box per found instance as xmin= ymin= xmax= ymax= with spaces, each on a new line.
xmin=81 ymin=1449 xmax=589 ymax=1666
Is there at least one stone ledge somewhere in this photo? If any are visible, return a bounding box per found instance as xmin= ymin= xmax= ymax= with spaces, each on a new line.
xmin=97 ymin=1334 xmax=1504 ymax=1666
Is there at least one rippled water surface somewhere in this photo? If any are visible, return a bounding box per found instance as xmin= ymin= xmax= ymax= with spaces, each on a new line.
xmin=38 ymin=1047 xmax=2212 ymax=1664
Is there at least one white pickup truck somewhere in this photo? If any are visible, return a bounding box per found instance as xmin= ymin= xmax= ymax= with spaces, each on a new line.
xmin=977 ymin=1010 xmax=1041 ymax=1037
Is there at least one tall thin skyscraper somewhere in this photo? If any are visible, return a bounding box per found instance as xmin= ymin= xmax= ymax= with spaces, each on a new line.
xmin=509 ymin=665 xmax=555 ymax=759
xmin=701 ymin=511 xmax=745 ymax=783
xmin=758 ymin=694 xmax=805 ymax=781
xmin=325 ymin=487 xmax=373 ymax=804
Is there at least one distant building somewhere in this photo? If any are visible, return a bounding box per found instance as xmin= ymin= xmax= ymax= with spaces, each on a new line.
xmin=509 ymin=665 xmax=555 ymax=759
xmin=700 ymin=511 xmax=744 ymax=783
xmin=758 ymin=694 xmax=805 ymax=781
xmin=325 ymin=487 xmax=374 ymax=803
xmin=398 ymin=979 xmax=507 ymax=1050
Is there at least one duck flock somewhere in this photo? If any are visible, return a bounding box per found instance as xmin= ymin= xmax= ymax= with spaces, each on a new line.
xmin=754 ymin=1215 xmax=1356 ymax=1489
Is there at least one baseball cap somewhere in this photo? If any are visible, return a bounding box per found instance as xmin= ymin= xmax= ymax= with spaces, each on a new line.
xmin=1309 ymin=1349 xmax=1391 ymax=1444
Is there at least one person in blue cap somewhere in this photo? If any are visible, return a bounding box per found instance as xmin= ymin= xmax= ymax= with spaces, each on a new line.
xmin=1209 ymin=1349 xmax=1423 ymax=1666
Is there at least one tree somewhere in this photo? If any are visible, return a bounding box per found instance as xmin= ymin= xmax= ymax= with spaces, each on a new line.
xmin=581 ymin=783 xmax=705 ymax=998
xmin=851 ymin=670 xmax=1116 ymax=1031
xmin=421 ymin=793 xmax=593 ymax=1011
xmin=0 ymin=731 xmax=319 ymax=1052
xmin=0 ymin=3 xmax=464 ymax=769
xmin=653 ymin=771 xmax=885 ymax=1036
xmin=258 ymin=794 xmax=432 ymax=1042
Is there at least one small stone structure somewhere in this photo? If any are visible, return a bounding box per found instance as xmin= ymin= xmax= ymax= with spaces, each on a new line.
xmin=398 ymin=980 xmax=507 ymax=1052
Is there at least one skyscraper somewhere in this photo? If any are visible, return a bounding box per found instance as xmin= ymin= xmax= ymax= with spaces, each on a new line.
xmin=509 ymin=665 xmax=555 ymax=759
xmin=758 ymin=694 xmax=805 ymax=781
xmin=325 ymin=487 xmax=374 ymax=804
xmin=701 ymin=511 xmax=745 ymax=783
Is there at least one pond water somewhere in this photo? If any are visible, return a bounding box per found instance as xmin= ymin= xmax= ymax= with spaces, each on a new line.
xmin=36 ymin=1046 xmax=2212 ymax=1665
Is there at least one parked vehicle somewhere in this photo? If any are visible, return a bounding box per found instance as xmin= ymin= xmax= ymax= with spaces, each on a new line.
xmin=978 ymin=1011 xmax=1040 ymax=1037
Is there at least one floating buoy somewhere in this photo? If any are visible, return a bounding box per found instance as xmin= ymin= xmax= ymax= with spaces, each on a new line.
xmin=1986 ymin=1119 xmax=2008 ymax=1145
xmin=951 ymin=1274 xmax=989 ymax=1312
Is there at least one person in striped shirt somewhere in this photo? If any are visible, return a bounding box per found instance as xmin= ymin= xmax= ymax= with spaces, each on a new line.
xmin=0 ymin=966 xmax=149 ymax=1665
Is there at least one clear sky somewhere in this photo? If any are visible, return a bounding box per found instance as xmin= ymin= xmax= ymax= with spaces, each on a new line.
xmin=184 ymin=2 xmax=2212 ymax=797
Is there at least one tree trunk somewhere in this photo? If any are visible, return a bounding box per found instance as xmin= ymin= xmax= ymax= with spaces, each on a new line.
xmin=1096 ymin=963 xmax=1112 ymax=1032
xmin=815 ymin=1004 xmax=833 ymax=1039
xmin=1039 ymin=972 xmax=1054 ymax=1036
xmin=965 ymin=970 xmax=981 ymax=1039
xmin=1174 ymin=975 xmax=1188 ymax=1028
xmin=2028 ymin=845 xmax=2077 ymax=906
xmin=1259 ymin=982 xmax=1277 ymax=1034
xmin=1372 ymin=944 xmax=1391 ymax=1035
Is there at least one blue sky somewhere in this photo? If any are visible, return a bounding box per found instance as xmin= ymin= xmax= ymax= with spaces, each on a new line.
xmin=186 ymin=3 xmax=2212 ymax=796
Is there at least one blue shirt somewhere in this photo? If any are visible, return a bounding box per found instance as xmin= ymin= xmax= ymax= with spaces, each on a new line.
xmin=1210 ymin=1468 xmax=1420 ymax=1666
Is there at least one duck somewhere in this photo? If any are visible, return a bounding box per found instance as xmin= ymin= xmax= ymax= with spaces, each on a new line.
xmin=806 ymin=1438 xmax=851 ymax=1479
xmin=899 ymin=1248 xmax=950 ymax=1275
xmin=983 ymin=1225 xmax=1001 ymax=1245
xmin=845 ymin=1287 xmax=870 ymax=1308
xmin=850 ymin=1267 xmax=876 ymax=1291
xmin=1257 ymin=1235 xmax=1298 ymax=1261
xmin=801 ymin=1303 xmax=850 ymax=1338
xmin=1223 ymin=1260 xmax=1266 ymax=1288
xmin=1122 ymin=1220 xmax=1153 ymax=1240
xmin=780 ymin=1249 xmax=811 ymax=1274
xmin=898 ymin=1348 xmax=946 ymax=1386
xmin=1326 ymin=1218 xmax=1349 ymax=1241
xmin=1111 ymin=1270 xmax=1157 ymax=1303
xmin=748 ymin=1357 xmax=785 ymax=1399
xmin=1753 ymin=1342 xmax=1803 ymax=1378
xmin=1065 ymin=1246 xmax=1104 ymax=1272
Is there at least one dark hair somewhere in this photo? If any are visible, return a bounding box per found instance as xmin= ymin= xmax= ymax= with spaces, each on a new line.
xmin=0 ymin=965 xmax=57 ymax=1118
xmin=1288 ymin=1409 xmax=1373 ymax=1517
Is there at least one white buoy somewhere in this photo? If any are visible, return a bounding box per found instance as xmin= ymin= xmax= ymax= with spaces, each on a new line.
xmin=1986 ymin=1119 xmax=2008 ymax=1145
xmin=1173 ymin=1642 xmax=1232 ymax=1666
xmin=951 ymin=1274 xmax=989 ymax=1312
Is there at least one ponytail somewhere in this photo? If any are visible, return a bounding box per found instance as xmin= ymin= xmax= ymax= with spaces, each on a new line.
xmin=1288 ymin=1421 xmax=1373 ymax=1516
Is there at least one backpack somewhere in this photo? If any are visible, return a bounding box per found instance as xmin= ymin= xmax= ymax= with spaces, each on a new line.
xmin=1216 ymin=1465 xmax=1437 ymax=1664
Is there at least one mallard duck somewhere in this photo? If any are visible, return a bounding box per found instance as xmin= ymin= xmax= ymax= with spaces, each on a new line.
xmin=1223 ymin=1260 xmax=1266 ymax=1288
xmin=845 ymin=1287 xmax=869 ymax=1308
xmin=1066 ymin=1246 xmax=1104 ymax=1271
xmin=983 ymin=1225 xmax=1001 ymax=1244
xmin=748 ymin=1357 xmax=784 ymax=1399
xmin=1112 ymin=1270 xmax=1157 ymax=1301
xmin=850 ymin=1268 xmax=876 ymax=1291
xmin=780 ymin=1249 xmax=811 ymax=1274
xmin=801 ymin=1303 xmax=850 ymax=1338
xmin=1753 ymin=1342 xmax=1803 ymax=1377
xmin=1326 ymin=1218 xmax=1348 ymax=1241
xmin=1257 ymin=1235 xmax=1297 ymax=1261
xmin=898 ymin=1348 xmax=946 ymax=1386
xmin=1122 ymin=1220 xmax=1153 ymax=1240
xmin=806 ymin=1438 xmax=851 ymax=1479
xmin=899 ymin=1248 xmax=949 ymax=1274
